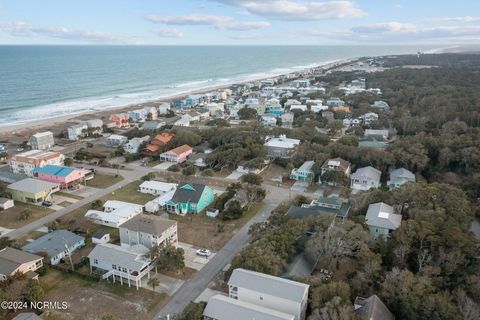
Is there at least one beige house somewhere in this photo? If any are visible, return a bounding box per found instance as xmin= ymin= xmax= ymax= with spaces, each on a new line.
xmin=9 ymin=150 xmax=65 ymax=177
xmin=7 ymin=178 xmax=59 ymax=205
xmin=0 ymin=247 xmax=44 ymax=281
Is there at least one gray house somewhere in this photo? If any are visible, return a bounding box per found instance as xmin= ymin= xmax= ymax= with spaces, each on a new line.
xmin=22 ymin=230 xmax=85 ymax=265
xmin=387 ymin=168 xmax=415 ymax=190
xmin=287 ymin=196 xmax=350 ymax=220
xmin=354 ymin=295 xmax=394 ymax=320
xmin=350 ymin=166 xmax=381 ymax=191
xmin=365 ymin=202 xmax=401 ymax=240
xmin=119 ymin=214 xmax=178 ymax=249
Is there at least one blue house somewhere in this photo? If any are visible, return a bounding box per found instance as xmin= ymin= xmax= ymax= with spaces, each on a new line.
xmin=173 ymin=100 xmax=186 ymax=109
xmin=166 ymin=183 xmax=215 ymax=215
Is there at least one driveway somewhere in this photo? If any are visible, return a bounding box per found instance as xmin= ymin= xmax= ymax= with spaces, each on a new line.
xmin=225 ymin=170 xmax=244 ymax=181
xmin=291 ymin=181 xmax=309 ymax=192
xmin=194 ymin=288 xmax=226 ymax=303
xmin=178 ymin=242 xmax=216 ymax=271
xmin=141 ymin=273 xmax=184 ymax=296
xmin=154 ymin=162 xmax=176 ymax=171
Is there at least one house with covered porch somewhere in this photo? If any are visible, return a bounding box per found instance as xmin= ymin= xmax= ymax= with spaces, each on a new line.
xmin=166 ymin=182 xmax=215 ymax=215
xmin=32 ymin=165 xmax=87 ymax=189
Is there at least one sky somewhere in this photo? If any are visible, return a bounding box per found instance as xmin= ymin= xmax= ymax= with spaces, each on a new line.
xmin=0 ymin=0 xmax=479 ymax=45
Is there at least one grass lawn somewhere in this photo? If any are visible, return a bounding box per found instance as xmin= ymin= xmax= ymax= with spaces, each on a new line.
xmin=56 ymin=191 xmax=84 ymax=200
xmin=57 ymin=201 xmax=73 ymax=207
xmin=86 ymin=173 xmax=124 ymax=188
xmin=98 ymin=180 xmax=156 ymax=205
xmin=42 ymin=269 xmax=167 ymax=320
xmin=170 ymin=203 xmax=263 ymax=251
xmin=13 ymin=230 xmax=46 ymax=247
xmin=0 ymin=202 xmax=54 ymax=229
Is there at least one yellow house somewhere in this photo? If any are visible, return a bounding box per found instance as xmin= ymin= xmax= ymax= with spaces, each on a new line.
xmin=7 ymin=178 xmax=59 ymax=205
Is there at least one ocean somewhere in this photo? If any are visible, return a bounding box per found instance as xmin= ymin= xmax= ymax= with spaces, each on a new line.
xmin=0 ymin=45 xmax=434 ymax=125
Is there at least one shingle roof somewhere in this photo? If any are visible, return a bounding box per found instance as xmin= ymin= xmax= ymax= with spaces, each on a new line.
xmin=203 ymin=295 xmax=294 ymax=320
xmin=119 ymin=214 xmax=176 ymax=235
xmin=366 ymin=202 xmax=402 ymax=230
xmin=228 ymin=268 xmax=309 ymax=303
xmin=165 ymin=144 xmax=192 ymax=155
xmin=22 ymin=230 xmax=84 ymax=258
xmin=88 ymin=243 xmax=150 ymax=271
xmin=170 ymin=182 xmax=207 ymax=204
xmin=352 ymin=166 xmax=381 ymax=180
xmin=354 ymin=295 xmax=394 ymax=320
xmin=0 ymin=247 xmax=43 ymax=276
xmin=32 ymin=165 xmax=75 ymax=177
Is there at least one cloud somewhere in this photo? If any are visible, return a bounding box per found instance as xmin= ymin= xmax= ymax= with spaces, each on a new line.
xmin=151 ymin=28 xmax=184 ymax=38
xmin=146 ymin=13 xmax=270 ymax=31
xmin=0 ymin=21 xmax=135 ymax=44
xmin=305 ymin=22 xmax=480 ymax=43
xmin=425 ymin=16 xmax=480 ymax=23
xmin=228 ymin=33 xmax=268 ymax=40
xmin=210 ymin=0 xmax=366 ymax=21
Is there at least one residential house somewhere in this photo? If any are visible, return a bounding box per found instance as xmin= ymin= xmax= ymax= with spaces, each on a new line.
xmin=160 ymin=144 xmax=192 ymax=163
xmin=184 ymin=111 xmax=201 ymax=122
xmin=365 ymin=129 xmax=389 ymax=140
xmin=354 ymin=295 xmax=395 ymax=320
xmin=311 ymin=105 xmax=328 ymax=113
xmin=106 ymin=134 xmax=128 ymax=146
xmin=227 ymin=268 xmax=309 ymax=320
xmin=281 ymin=112 xmax=294 ymax=128
xmin=197 ymin=108 xmax=212 ymax=120
xmin=261 ymin=114 xmax=278 ymax=126
xmin=91 ymin=231 xmax=110 ymax=244
xmin=158 ymin=103 xmax=171 ymax=115
xmin=85 ymin=200 xmax=143 ymax=228
xmin=371 ymin=100 xmax=390 ymax=112
xmin=285 ymin=99 xmax=301 ymax=108
xmin=293 ymin=79 xmax=310 ymax=88
xmin=0 ymin=198 xmax=14 ymax=210
xmin=290 ymin=105 xmax=308 ymax=112
xmin=203 ymin=295 xmax=295 ymax=320
xmin=332 ymin=105 xmax=350 ymax=113
xmin=326 ymin=98 xmax=345 ymax=107
xmin=12 ymin=313 xmax=43 ymax=320
xmin=144 ymin=132 xmax=175 ymax=156
xmin=174 ymin=116 xmax=191 ymax=127
xmin=110 ymin=113 xmax=130 ymax=127
xmin=32 ymin=165 xmax=87 ymax=189
xmin=266 ymin=103 xmax=284 ymax=116
xmin=22 ymin=230 xmax=85 ymax=265
xmin=141 ymin=120 xmax=165 ymax=131
xmin=145 ymin=190 xmax=176 ymax=213
xmin=387 ymin=168 xmax=415 ymax=190
xmin=128 ymin=109 xmax=148 ymax=122
xmin=264 ymin=135 xmax=301 ymax=159
xmin=67 ymin=120 xmax=103 ymax=140
xmin=7 ymin=178 xmax=59 ymax=205
xmin=143 ymin=106 xmax=158 ymax=120
xmin=9 ymin=150 xmax=65 ymax=177
xmin=320 ymin=158 xmax=351 ymax=183
xmin=365 ymin=202 xmax=402 ymax=239
xmin=350 ymin=166 xmax=382 ymax=191
xmin=123 ymin=136 xmax=150 ymax=154
xmin=28 ymin=131 xmax=54 ymax=150
xmin=119 ymin=214 xmax=178 ymax=249
xmin=287 ymin=195 xmax=350 ymax=220
xmin=188 ymin=153 xmax=207 ymax=168
xmin=321 ymin=110 xmax=335 ymax=123
xmin=138 ymin=181 xmax=177 ymax=195
xmin=0 ymin=247 xmax=43 ymax=281
xmin=359 ymin=112 xmax=379 ymax=125
xmin=88 ymin=243 xmax=154 ymax=290
xmin=358 ymin=136 xmax=389 ymax=149
xmin=166 ymin=182 xmax=215 ymax=215
xmin=290 ymin=161 xmax=314 ymax=182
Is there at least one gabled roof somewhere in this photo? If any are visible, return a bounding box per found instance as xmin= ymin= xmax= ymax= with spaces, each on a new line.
xmin=321 ymin=157 xmax=351 ymax=171
xmin=22 ymin=230 xmax=84 ymax=258
xmin=88 ymin=243 xmax=150 ymax=271
xmin=203 ymin=295 xmax=294 ymax=320
xmin=32 ymin=165 xmax=75 ymax=177
xmin=390 ymin=168 xmax=415 ymax=180
xmin=228 ymin=268 xmax=309 ymax=303
xmin=0 ymin=247 xmax=43 ymax=275
xmin=119 ymin=214 xmax=176 ymax=235
xmin=169 ymin=182 xmax=208 ymax=204
xmin=352 ymin=166 xmax=381 ymax=181
xmin=8 ymin=178 xmax=59 ymax=194
xmin=164 ymin=144 xmax=192 ymax=155
xmin=354 ymin=295 xmax=394 ymax=320
xmin=366 ymin=202 xmax=402 ymax=230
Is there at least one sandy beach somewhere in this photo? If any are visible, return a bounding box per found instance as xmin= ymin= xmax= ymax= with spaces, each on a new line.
xmin=0 ymin=58 xmax=352 ymax=142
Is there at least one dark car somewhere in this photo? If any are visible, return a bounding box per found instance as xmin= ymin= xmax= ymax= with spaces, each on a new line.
xmin=42 ymin=201 xmax=53 ymax=207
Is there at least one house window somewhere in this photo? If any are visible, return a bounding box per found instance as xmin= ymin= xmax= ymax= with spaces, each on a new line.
xmin=94 ymin=259 xmax=98 ymax=264
xmin=112 ymin=264 xmax=117 ymax=270
xmin=259 ymin=296 xmax=263 ymax=301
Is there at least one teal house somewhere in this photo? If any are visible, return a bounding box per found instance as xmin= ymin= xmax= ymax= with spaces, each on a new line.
xmin=290 ymin=161 xmax=315 ymax=182
xmin=365 ymin=202 xmax=402 ymax=240
xmin=166 ymin=183 xmax=215 ymax=215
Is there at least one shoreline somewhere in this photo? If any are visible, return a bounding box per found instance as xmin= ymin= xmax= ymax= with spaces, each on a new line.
xmin=0 ymin=58 xmax=351 ymax=139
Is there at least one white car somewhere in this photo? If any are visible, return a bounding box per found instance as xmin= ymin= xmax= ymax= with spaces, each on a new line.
xmin=196 ymin=249 xmax=211 ymax=257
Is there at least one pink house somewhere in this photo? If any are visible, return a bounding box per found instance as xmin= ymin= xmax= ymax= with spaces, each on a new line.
xmin=110 ymin=113 xmax=130 ymax=127
xmin=160 ymin=144 xmax=193 ymax=163
xmin=33 ymin=165 xmax=87 ymax=189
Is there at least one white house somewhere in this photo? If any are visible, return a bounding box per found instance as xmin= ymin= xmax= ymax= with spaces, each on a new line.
xmin=145 ymin=190 xmax=175 ymax=213
xmin=158 ymin=103 xmax=171 ymax=115
xmin=289 ymin=105 xmax=308 ymax=112
xmin=228 ymin=268 xmax=309 ymax=320
xmin=387 ymin=168 xmax=415 ymax=190
xmin=106 ymin=134 xmax=128 ymax=146
xmin=359 ymin=112 xmax=379 ymax=125
xmin=85 ymin=200 xmax=143 ymax=228
xmin=0 ymin=247 xmax=43 ymax=281
xmin=264 ymin=135 xmax=301 ymax=159
xmin=91 ymin=231 xmax=110 ymax=244
xmin=88 ymin=243 xmax=154 ymax=290
xmin=28 ymin=132 xmax=54 ymax=150
xmin=138 ymin=181 xmax=177 ymax=195
xmin=350 ymin=166 xmax=381 ymax=191
xmin=311 ymin=105 xmax=328 ymax=113
xmin=119 ymin=214 xmax=178 ymax=249
xmin=67 ymin=123 xmax=88 ymax=141
xmin=261 ymin=114 xmax=277 ymax=126
xmin=9 ymin=150 xmax=65 ymax=177
xmin=123 ymin=136 xmax=150 ymax=154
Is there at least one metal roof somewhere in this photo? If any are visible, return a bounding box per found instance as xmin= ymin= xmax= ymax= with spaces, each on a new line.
xmin=0 ymin=247 xmax=43 ymax=276
xmin=88 ymin=243 xmax=150 ymax=272
xmin=366 ymin=202 xmax=402 ymax=230
xmin=228 ymin=268 xmax=309 ymax=303
xmin=203 ymin=295 xmax=294 ymax=320
xmin=22 ymin=230 xmax=84 ymax=258
xmin=32 ymin=165 xmax=75 ymax=177
xmin=8 ymin=178 xmax=59 ymax=194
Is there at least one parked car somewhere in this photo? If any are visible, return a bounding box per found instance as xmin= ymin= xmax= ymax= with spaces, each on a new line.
xmin=42 ymin=201 xmax=53 ymax=207
xmin=196 ymin=248 xmax=211 ymax=257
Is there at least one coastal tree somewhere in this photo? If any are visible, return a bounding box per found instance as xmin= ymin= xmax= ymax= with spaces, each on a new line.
xmin=238 ymin=107 xmax=257 ymax=120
